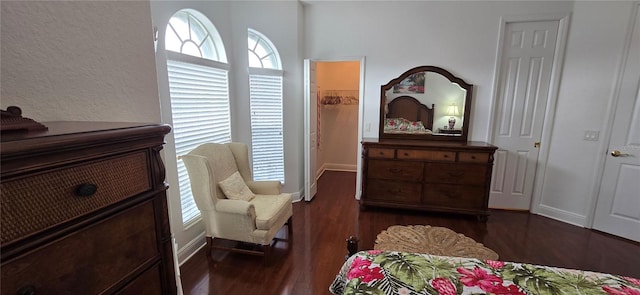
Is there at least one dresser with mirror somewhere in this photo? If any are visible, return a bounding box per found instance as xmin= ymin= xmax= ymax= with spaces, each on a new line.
xmin=361 ymin=66 xmax=497 ymax=220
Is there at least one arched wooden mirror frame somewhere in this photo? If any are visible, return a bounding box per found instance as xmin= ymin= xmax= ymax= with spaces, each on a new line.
xmin=379 ymin=66 xmax=473 ymax=142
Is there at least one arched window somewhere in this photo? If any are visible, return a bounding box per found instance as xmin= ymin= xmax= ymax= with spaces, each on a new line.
xmin=165 ymin=9 xmax=227 ymax=62
xmin=248 ymin=29 xmax=285 ymax=183
xmin=165 ymin=9 xmax=230 ymax=226
xmin=248 ymin=29 xmax=281 ymax=69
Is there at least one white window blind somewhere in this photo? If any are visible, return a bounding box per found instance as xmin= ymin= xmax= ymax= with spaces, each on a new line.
xmin=249 ymin=74 xmax=285 ymax=183
xmin=167 ymin=59 xmax=231 ymax=225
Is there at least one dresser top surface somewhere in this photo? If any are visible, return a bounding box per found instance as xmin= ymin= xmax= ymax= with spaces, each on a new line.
xmin=362 ymin=138 xmax=497 ymax=150
xmin=1 ymin=121 xmax=171 ymax=157
xmin=2 ymin=121 xmax=169 ymax=141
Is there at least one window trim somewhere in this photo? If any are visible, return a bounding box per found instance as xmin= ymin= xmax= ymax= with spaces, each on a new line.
xmin=248 ymin=67 xmax=283 ymax=76
xmin=167 ymin=51 xmax=230 ymax=71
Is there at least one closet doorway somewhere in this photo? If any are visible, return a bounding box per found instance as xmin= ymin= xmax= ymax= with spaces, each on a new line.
xmin=304 ymin=59 xmax=364 ymax=201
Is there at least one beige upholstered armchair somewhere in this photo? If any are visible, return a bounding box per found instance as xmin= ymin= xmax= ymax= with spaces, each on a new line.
xmin=180 ymin=142 xmax=292 ymax=258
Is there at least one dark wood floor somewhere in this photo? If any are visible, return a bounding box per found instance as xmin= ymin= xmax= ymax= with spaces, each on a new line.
xmin=179 ymin=171 xmax=640 ymax=294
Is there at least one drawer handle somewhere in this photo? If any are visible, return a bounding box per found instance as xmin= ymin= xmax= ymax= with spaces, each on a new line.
xmin=389 ymin=168 xmax=402 ymax=173
xmin=378 ymin=151 xmax=384 ymax=155
xmin=443 ymin=154 xmax=449 ymax=158
xmin=17 ymin=285 xmax=36 ymax=295
xmin=403 ymin=153 xmax=409 ymax=156
xmin=75 ymin=183 xmax=98 ymax=197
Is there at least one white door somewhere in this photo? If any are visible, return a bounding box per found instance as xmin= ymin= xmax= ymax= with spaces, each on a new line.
xmin=593 ymin=5 xmax=640 ymax=242
xmin=490 ymin=20 xmax=560 ymax=210
xmin=304 ymin=60 xmax=318 ymax=201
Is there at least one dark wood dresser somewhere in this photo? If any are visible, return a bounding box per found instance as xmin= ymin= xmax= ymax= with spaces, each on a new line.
xmin=361 ymin=139 xmax=498 ymax=220
xmin=1 ymin=122 xmax=177 ymax=294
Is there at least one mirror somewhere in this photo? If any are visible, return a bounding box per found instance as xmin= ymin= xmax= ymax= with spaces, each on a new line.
xmin=379 ymin=66 xmax=473 ymax=142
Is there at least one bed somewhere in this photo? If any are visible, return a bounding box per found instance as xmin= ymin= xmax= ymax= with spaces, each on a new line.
xmin=330 ymin=251 xmax=640 ymax=295
xmin=383 ymin=96 xmax=434 ymax=135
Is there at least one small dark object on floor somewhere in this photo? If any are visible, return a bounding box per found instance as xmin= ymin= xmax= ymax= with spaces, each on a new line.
xmin=346 ymin=236 xmax=359 ymax=260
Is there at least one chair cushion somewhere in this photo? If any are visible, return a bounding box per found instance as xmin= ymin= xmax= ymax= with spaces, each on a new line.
xmin=250 ymin=194 xmax=291 ymax=230
xmin=218 ymin=171 xmax=255 ymax=201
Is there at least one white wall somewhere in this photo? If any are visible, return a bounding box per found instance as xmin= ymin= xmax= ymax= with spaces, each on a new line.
xmin=319 ymin=105 xmax=360 ymax=171
xmin=304 ymin=1 xmax=634 ymax=228
xmin=304 ymin=1 xmax=574 ymax=141
xmin=536 ymin=1 xmax=635 ymax=226
xmin=1 ymin=1 xmax=160 ymax=123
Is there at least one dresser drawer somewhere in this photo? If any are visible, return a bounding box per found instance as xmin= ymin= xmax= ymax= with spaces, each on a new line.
xmin=0 ymin=152 xmax=151 ymax=244
xmin=1 ymin=201 xmax=158 ymax=294
xmin=117 ymin=264 xmax=163 ymax=294
xmin=366 ymin=180 xmax=422 ymax=203
xmin=423 ymin=184 xmax=486 ymax=209
xmin=397 ymin=149 xmax=455 ymax=162
xmin=368 ymin=148 xmax=395 ymax=159
xmin=458 ymin=152 xmax=490 ymax=163
xmin=424 ymin=163 xmax=488 ymax=185
xmin=368 ymin=160 xmax=423 ymax=181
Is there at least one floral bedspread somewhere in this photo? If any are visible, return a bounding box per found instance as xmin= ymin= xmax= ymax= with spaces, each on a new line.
xmin=329 ymin=251 xmax=640 ymax=295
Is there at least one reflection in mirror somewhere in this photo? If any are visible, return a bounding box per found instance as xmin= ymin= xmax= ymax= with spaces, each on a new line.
xmin=385 ymin=72 xmax=466 ymax=134
xmin=379 ymin=66 xmax=473 ymax=142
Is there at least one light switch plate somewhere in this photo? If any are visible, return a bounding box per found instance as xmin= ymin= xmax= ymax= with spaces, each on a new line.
xmin=583 ymin=130 xmax=600 ymax=141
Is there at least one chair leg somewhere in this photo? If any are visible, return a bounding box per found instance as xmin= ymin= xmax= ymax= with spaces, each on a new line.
xmin=287 ymin=216 xmax=293 ymax=239
xmin=263 ymin=243 xmax=272 ymax=264
xmin=206 ymin=236 xmax=213 ymax=259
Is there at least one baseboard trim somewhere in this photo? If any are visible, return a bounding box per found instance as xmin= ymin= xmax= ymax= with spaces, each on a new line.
xmin=323 ymin=163 xmax=357 ymax=172
xmin=291 ymin=191 xmax=303 ymax=203
xmin=536 ymin=204 xmax=587 ymax=227
xmin=177 ymin=232 xmax=206 ymax=266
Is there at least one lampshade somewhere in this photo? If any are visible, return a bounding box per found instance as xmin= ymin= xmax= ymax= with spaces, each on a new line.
xmin=447 ymin=104 xmax=460 ymax=116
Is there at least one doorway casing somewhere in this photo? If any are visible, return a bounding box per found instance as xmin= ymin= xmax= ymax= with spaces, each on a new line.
xmin=304 ymin=57 xmax=366 ymax=201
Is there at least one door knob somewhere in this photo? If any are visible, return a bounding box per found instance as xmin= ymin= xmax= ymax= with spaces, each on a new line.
xmin=611 ymin=150 xmax=630 ymax=157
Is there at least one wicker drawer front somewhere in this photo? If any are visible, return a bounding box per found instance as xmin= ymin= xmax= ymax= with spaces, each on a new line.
xmin=397 ymin=149 xmax=455 ymax=161
xmin=424 ymin=163 xmax=488 ymax=185
xmin=423 ymin=184 xmax=485 ymax=209
xmin=0 ymin=152 xmax=150 ymax=244
xmin=368 ymin=148 xmax=395 ymax=159
xmin=366 ymin=180 xmax=422 ymax=203
xmin=1 ymin=202 xmax=158 ymax=294
xmin=368 ymin=160 xmax=423 ymax=181
xmin=458 ymin=152 xmax=490 ymax=163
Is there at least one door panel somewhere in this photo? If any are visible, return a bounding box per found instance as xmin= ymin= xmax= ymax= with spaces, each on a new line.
xmin=491 ymin=150 xmax=508 ymax=193
xmin=593 ymin=4 xmax=640 ymax=242
xmin=611 ymin=165 xmax=640 ymax=219
xmin=304 ymin=60 xmax=318 ymax=201
xmin=490 ymin=20 xmax=559 ymax=210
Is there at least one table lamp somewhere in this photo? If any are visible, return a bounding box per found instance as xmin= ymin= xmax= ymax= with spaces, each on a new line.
xmin=447 ymin=104 xmax=460 ymax=130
